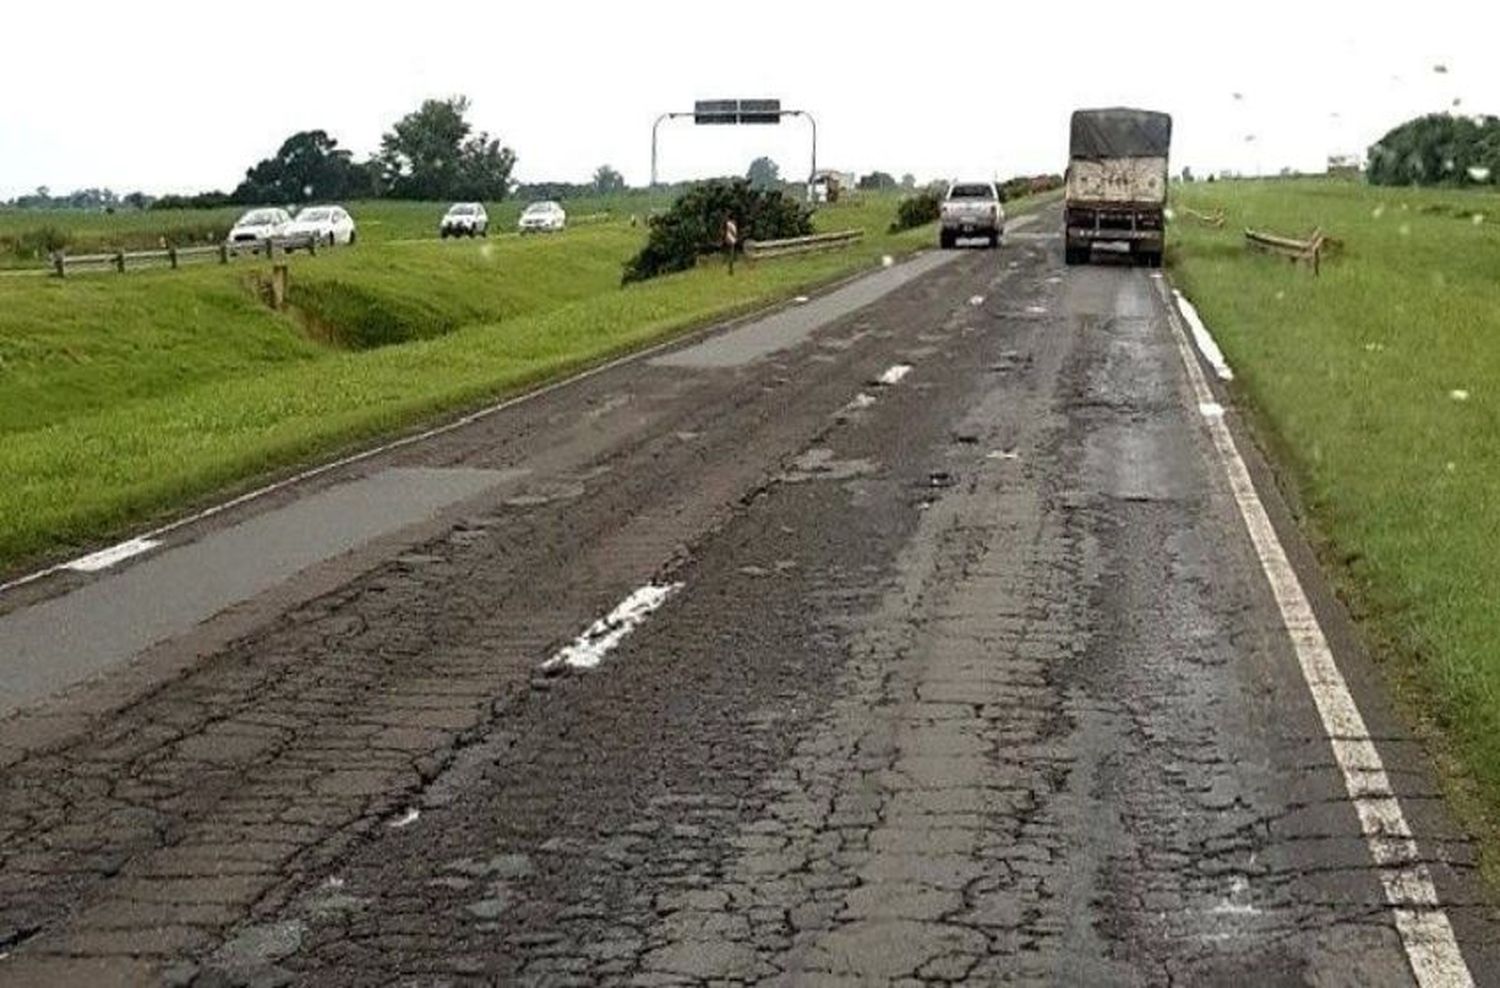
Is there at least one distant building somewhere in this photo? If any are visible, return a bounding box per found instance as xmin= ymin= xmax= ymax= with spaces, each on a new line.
xmin=810 ymin=170 xmax=857 ymax=203
xmin=1327 ymin=154 xmax=1363 ymax=178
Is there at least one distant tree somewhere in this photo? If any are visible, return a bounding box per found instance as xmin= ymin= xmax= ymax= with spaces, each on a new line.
xmin=1181 ymin=165 xmax=1194 ymax=182
xmin=1368 ymin=113 xmax=1500 ymax=186
xmin=377 ymin=96 xmax=517 ymax=201
xmin=593 ymin=164 xmax=627 ymax=196
xmin=123 ymin=191 xmax=154 ymax=210
xmin=900 ymin=173 xmax=916 ymax=190
xmin=746 ymin=156 xmax=781 ymax=190
xmin=232 ymin=130 xmax=373 ymax=205
xmin=150 ymin=190 xmax=233 ymax=210
xmin=858 ymin=171 xmax=897 ymax=190
xmin=64 ymin=188 xmax=118 ymax=209
xmin=515 ymin=181 xmax=593 ymax=201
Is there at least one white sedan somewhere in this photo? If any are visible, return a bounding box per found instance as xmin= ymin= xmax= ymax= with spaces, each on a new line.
xmin=286 ymin=205 xmax=357 ymax=247
xmin=227 ymin=207 xmax=292 ymax=248
xmin=518 ymin=201 xmax=566 ymax=233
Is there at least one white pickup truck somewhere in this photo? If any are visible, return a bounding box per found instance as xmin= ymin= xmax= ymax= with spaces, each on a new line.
xmin=939 ymin=181 xmax=1005 ymax=249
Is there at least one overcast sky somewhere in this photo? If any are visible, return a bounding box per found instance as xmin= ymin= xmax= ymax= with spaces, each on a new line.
xmin=1 ymin=0 xmax=1494 ymax=199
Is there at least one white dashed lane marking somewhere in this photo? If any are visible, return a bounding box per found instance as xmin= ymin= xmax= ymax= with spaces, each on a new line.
xmin=64 ymin=538 xmax=161 ymax=573
xmin=542 ymin=582 xmax=683 ymax=672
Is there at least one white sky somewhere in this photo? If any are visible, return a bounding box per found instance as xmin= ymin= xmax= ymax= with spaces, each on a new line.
xmin=1 ymin=0 xmax=1494 ymax=199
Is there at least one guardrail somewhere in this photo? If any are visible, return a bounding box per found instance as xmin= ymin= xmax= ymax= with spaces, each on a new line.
xmin=48 ymin=233 xmax=322 ymax=278
xmin=1180 ymin=206 xmax=1226 ymax=228
xmin=744 ymin=228 xmax=863 ymax=260
xmin=1244 ymin=227 xmax=1338 ymax=276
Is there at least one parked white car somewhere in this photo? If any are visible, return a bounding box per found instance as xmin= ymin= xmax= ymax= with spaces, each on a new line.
xmin=286 ymin=205 xmax=356 ymax=246
xmin=440 ymin=203 xmax=488 ymax=238
xmin=227 ymin=208 xmax=292 ymax=248
xmin=518 ymin=201 xmax=566 ymax=233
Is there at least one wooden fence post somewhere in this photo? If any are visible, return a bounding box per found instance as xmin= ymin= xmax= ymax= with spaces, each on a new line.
xmin=114 ymin=251 xmax=126 ymax=274
xmin=51 ymin=252 xmax=65 ymax=278
xmin=169 ymin=246 xmax=179 ymax=270
xmin=271 ymin=264 xmax=289 ymax=310
xmin=219 ymin=243 xmax=229 ymax=264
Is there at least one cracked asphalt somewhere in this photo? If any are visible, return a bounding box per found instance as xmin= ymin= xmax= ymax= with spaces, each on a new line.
xmin=1 ymin=207 xmax=1497 ymax=985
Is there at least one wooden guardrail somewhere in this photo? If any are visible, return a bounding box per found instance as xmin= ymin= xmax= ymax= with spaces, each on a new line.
xmin=744 ymin=229 xmax=863 ymax=260
xmin=1180 ymin=206 xmax=1226 ymax=228
xmin=49 ymin=233 xmax=322 ymax=278
xmin=1244 ymin=227 xmax=1338 ymax=275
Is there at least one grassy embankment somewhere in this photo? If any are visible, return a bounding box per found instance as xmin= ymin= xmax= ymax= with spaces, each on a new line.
xmin=1168 ymin=177 xmax=1500 ymax=873
xmin=0 ymin=191 xmax=1048 ymax=572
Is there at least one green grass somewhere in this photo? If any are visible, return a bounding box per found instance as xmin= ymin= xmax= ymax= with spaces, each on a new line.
xmin=1168 ymin=177 xmax=1500 ymax=868
xmin=0 ymin=189 xmax=1031 ymax=571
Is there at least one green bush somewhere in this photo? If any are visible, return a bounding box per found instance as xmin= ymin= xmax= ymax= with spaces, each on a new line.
xmin=890 ymin=190 xmax=942 ymax=232
xmin=623 ymin=179 xmax=812 ymax=283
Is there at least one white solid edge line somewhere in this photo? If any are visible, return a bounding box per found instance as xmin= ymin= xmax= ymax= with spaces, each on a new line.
xmin=1174 ymin=288 xmax=1234 ymax=382
xmin=542 ymin=582 xmax=683 ymax=672
xmin=1 ymin=253 xmax=928 ymax=599
xmin=1157 ymin=277 xmax=1473 ymax=988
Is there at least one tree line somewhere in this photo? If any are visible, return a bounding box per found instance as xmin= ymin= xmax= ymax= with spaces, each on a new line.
xmin=1367 ymin=113 xmax=1500 ymax=186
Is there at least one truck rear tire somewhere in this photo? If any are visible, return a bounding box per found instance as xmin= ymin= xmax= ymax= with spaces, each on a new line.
xmin=988 ymin=231 xmax=1000 ymax=249
xmin=939 ymin=230 xmax=954 ymax=250
xmin=1064 ymin=245 xmax=1087 ymax=266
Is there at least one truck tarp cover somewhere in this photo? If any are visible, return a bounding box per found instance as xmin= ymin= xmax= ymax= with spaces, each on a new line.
xmin=1070 ymin=108 xmax=1172 ymax=159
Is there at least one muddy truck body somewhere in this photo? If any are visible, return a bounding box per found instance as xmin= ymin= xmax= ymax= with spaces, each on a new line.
xmin=1065 ymin=108 xmax=1172 ymax=266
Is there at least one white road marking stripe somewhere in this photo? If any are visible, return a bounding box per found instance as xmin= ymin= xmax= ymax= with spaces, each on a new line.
xmin=1174 ymin=288 xmax=1235 ymax=382
xmin=542 ymin=582 xmax=682 ymax=672
xmin=877 ymin=364 xmax=912 ymax=386
xmin=1157 ymin=278 xmax=1473 ymax=987
xmin=63 ymin=538 xmax=161 ymax=573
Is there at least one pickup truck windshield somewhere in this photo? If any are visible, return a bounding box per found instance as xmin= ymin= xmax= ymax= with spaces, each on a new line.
xmin=949 ymin=185 xmax=994 ymax=199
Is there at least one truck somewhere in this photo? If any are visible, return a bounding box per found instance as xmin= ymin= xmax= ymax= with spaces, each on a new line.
xmin=939 ymin=181 xmax=1005 ymax=249
xmin=1064 ymin=108 xmax=1172 ymax=267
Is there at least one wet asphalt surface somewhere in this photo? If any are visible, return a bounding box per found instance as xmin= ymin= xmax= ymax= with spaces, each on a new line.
xmin=1 ymin=207 xmax=1497 ymax=985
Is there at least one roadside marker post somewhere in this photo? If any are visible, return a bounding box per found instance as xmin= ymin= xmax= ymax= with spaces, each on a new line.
xmin=724 ymin=218 xmax=738 ymax=275
xmin=271 ymin=264 xmax=289 ymax=310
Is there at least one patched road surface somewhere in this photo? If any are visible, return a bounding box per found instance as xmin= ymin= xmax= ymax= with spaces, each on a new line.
xmin=2 ymin=206 xmax=1496 ymax=986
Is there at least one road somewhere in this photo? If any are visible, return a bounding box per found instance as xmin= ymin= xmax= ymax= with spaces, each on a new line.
xmin=1 ymin=205 xmax=1496 ymax=986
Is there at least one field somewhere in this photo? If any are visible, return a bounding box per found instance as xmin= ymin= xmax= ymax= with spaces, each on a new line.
xmin=0 ymin=190 xmax=1046 ymax=573
xmin=1168 ymin=178 xmax=1500 ymax=864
